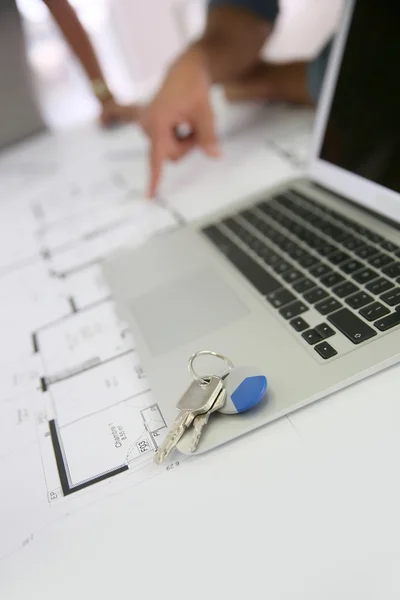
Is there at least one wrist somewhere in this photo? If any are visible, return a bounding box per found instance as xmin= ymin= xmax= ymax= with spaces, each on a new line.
xmin=190 ymin=38 xmax=223 ymax=84
xmin=191 ymin=36 xmax=245 ymax=84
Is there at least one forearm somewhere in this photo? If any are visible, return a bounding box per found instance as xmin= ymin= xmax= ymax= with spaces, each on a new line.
xmin=43 ymin=0 xmax=111 ymax=99
xmin=192 ymin=4 xmax=274 ymax=83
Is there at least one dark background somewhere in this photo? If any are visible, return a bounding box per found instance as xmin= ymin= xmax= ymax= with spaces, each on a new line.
xmin=320 ymin=0 xmax=400 ymax=194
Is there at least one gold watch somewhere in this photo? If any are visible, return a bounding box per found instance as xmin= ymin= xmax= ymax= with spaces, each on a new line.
xmin=91 ymin=79 xmax=113 ymax=103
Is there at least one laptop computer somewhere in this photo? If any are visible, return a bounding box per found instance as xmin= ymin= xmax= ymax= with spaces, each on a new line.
xmin=104 ymin=0 xmax=400 ymax=456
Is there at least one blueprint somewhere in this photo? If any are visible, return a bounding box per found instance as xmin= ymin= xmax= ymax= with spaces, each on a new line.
xmin=0 ymin=125 xmax=181 ymax=561
xmin=0 ymin=100 xmax=311 ymax=562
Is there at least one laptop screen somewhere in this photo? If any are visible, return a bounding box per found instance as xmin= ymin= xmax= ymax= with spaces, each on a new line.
xmin=319 ymin=0 xmax=400 ymax=196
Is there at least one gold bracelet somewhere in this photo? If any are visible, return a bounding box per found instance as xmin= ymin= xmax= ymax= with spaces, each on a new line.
xmin=91 ymin=79 xmax=113 ymax=102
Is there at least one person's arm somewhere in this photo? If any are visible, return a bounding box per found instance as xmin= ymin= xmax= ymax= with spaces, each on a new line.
xmin=196 ymin=0 xmax=279 ymax=83
xmin=141 ymin=0 xmax=280 ymax=196
xmin=42 ymin=0 xmax=138 ymax=125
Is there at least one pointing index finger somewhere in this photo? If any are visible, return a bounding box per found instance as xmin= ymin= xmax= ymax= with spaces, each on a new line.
xmin=148 ymin=137 xmax=166 ymax=199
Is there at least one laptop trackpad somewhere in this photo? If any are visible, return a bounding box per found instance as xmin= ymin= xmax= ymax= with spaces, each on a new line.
xmin=129 ymin=269 xmax=249 ymax=356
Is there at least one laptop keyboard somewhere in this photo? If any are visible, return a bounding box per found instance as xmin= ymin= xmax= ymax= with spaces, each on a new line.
xmin=202 ymin=189 xmax=400 ymax=361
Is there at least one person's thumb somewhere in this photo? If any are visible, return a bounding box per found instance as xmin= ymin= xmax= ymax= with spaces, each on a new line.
xmin=195 ymin=101 xmax=221 ymax=158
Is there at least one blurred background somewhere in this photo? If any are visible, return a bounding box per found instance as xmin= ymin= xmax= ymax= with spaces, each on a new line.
xmin=17 ymin=0 xmax=343 ymax=130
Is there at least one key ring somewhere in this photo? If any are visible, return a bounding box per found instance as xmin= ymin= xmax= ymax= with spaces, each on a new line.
xmin=188 ymin=350 xmax=234 ymax=386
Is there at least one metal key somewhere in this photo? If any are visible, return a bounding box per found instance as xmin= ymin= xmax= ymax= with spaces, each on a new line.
xmin=189 ymin=367 xmax=267 ymax=452
xmin=189 ymin=387 xmax=226 ymax=453
xmin=154 ymin=375 xmax=224 ymax=465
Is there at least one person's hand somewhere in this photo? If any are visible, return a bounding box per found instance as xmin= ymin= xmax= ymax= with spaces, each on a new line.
xmin=140 ymin=46 xmax=221 ymax=198
xmin=99 ymin=99 xmax=140 ymax=128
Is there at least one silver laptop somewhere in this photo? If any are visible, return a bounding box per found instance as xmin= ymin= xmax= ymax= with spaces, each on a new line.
xmin=104 ymin=0 xmax=400 ymax=456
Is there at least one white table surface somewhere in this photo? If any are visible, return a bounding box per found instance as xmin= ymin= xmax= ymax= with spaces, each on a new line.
xmin=1 ymin=94 xmax=400 ymax=599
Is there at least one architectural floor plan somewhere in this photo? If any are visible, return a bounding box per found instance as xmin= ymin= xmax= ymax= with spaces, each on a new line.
xmin=0 ymin=126 xmax=179 ymax=560
xmin=0 ymin=101 xmax=311 ymax=561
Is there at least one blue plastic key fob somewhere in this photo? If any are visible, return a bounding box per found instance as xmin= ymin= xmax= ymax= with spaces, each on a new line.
xmin=219 ymin=367 xmax=267 ymax=415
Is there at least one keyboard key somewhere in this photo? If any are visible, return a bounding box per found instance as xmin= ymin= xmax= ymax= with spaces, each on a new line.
xmin=290 ymin=317 xmax=309 ymax=332
xmin=317 ymin=243 xmax=337 ymax=257
xmin=332 ymin=281 xmax=359 ymax=298
xmin=224 ymin=219 xmax=250 ymax=240
xmin=293 ymin=278 xmax=316 ymax=293
xmin=298 ymin=253 xmax=319 ymax=268
xmin=352 ymin=225 xmax=370 ymax=236
xmin=366 ymin=277 xmax=394 ymax=294
xmin=249 ymin=219 xmax=270 ymax=238
xmin=279 ymin=301 xmax=308 ymax=320
xmin=263 ymin=252 xmax=281 ymax=268
xmin=261 ymin=228 xmax=280 ymax=246
xmin=341 ymin=236 xmax=363 ymax=251
xmin=287 ymin=246 xmax=307 ymax=261
xmin=203 ymin=224 xmax=226 ymax=244
xmin=240 ymin=208 xmax=259 ymax=220
xmin=352 ymin=268 xmax=379 ymax=284
xmin=281 ymin=241 xmax=301 ymax=255
xmin=241 ymin=213 xmax=263 ymax=230
xmin=291 ymin=223 xmax=306 ymax=237
xmin=382 ymin=262 xmax=400 ymax=279
xmin=310 ymin=216 xmax=327 ymax=229
xmin=270 ymin=231 xmax=287 ymax=247
xmin=355 ymin=245 xmax=379 ymax=260
xmin=267 ymin=288 xmax=296 ymax=308
xmin=314 ymin=341 xmax=338 ymax=360
xmin=281 ymin=268 xmax=303 ymax=284
xmin=273 ymin=260 xmax=292 ymax=275
xmin=280 ymin=239 xmax=296 ymax=253
xmin=276 ymin=195 xmax=293 ymax=209
xmin=374 ymin=311 xmax=400 ymax=331
xmin=346 ymin=291 xmax=374 ymax=309
xmin=320 ymin=272 xmax=345 ymax=288
xmin=340 ymin=259 xmax=364 ymax=274
xmin=369 ymin=253 xmax=393 ymax=269
xmin=250 ymin=236 xmax=271 ymax=253
xmin=244 ymin=237 xmax=269 ymax=255
xmin=302 ymin=329 xmax=323 ymax=345
xmin=363 ymin=230 xmax=384 ymax=243
xmin=287 ymin=190 xmax=314 ymax=206
xmin=280 ymin=219 xmax=297 ymax=233
xmin=328 ymin=251 xmax=351 ymax=265
xmin=380 ymin=288 xmax=400 ymax=306
xmin=380 ymin=241 xmax=399 ymax=253
xmin=328 ymin=308 xmax=377 ymax=344
xmin=322 ymin=224 xmax=345 ymax=238
xmin=307 ymin=235 xmax=325 ymax=249
xmin=315 ymin=297 xmax=342 ymax=315
xmin=203 ymin=226 xmax=281 ymax=295
xmin=359 ymin=302 xmax=390 ymax=321
xmin=304 ymin=287 xmax=329 ymax=303
xmin=309 ymin=263 xmax=333 ymax=278
xmin=257 ymin=246 xmax=275 ymax=262
xmin=336 ymin=231 xmax=355 ymax=244
xmin=240 ymin=209 xmax=263 ymax=223
xmin=315 ymin=323 xmax=335 ymax=339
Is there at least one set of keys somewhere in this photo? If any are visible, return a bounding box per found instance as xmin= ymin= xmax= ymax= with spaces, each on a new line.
xmin=154 ymin=351 xmax=267 ymax=465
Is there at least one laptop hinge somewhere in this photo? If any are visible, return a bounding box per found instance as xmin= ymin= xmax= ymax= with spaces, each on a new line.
xmin=309 ymin=181 xmax=400 ymax=232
